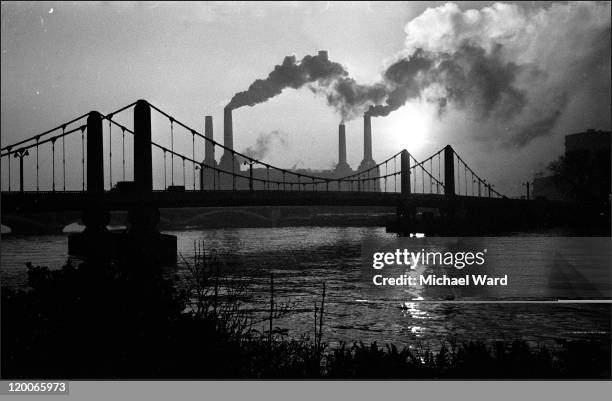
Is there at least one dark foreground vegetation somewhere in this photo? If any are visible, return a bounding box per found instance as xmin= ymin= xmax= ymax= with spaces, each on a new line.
xmin=2 ymin=250 xmax=610 ymax=379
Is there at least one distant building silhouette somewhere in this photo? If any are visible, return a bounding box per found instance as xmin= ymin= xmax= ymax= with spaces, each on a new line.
xmin=565 ymin=129 xmax=611 ymax=155
xmin=203 ymin=115 xmax=382 ymax=191
xmin=534 ymin=129 xmax=611 ymax=201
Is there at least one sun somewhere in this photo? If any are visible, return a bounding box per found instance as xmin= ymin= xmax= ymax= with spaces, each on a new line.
xmin=379 ymin=101 xmax=433 ymax=153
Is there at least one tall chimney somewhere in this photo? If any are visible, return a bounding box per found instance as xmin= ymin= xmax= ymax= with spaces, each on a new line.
xmin=335 ymin=123 xmax=352 ymax=176
xmin=363 ymin=113 xmax=372 ymax=161
xmin=224 ymin=106 xmax=233 ymax=151
xmin=219 ymin=106 xmax=237 ymax=172
xmin=358 ymin=112 xmax=377 ymax=172
xmin=204 ymin=115 xmax=215 ymax=166
xmin=339 ymin=123 xmax=347 ymax=165
xmin=358 ymin=112 xmax=379 ymax=191
xmin=200 ymin=115 xmax=217 ymax=190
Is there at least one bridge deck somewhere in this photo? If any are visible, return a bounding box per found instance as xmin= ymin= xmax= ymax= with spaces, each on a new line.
xmin=1 ymin=190 xmax=534 ymax=213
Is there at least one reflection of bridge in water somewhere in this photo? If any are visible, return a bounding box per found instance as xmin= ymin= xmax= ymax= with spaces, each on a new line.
xmin=1 ymin=100 xmax=582 ymax=258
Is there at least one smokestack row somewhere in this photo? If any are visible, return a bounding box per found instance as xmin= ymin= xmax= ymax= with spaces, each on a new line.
xmin=205 ymin=101 xmax=376 ymax=188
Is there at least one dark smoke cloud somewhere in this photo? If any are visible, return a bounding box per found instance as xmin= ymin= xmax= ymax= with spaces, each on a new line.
xmin=367 ymin=44 xmax=528 ymax=119
xmin=390 ymin=1 xmax=611 ymax=147
xmin=242 ymin=130 xmax=287 ymax=160
xmin=318 ymin=77 xmax=387 ymax=122
xmin=511 ymin=93 xmax=568 ymax=147
xmin=367 ymin=49 xmax=433 ymax=117
xmin=227 ymin=51 xmax=347 ymax=110
xmin=228 ymin=2 xmax=610 ymax=149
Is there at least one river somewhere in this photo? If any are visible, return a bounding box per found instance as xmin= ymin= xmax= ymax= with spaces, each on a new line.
xmin=1 ymin=226 xmax=610 ymax=350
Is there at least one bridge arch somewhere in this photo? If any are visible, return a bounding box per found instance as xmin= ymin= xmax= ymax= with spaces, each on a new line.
xmin=184 ymin=209 xmax=273 ymax=227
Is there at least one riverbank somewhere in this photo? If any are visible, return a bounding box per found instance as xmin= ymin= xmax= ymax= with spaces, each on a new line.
xmin=2 ymin=258 xmax=609 ymax=379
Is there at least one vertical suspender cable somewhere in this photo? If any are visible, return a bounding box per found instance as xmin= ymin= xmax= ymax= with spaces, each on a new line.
xmin=81 ymin=127 xmax=85 ymax=190
xmin=163 ymin=150 xmax=167 ymax=190
xmin=122 ymin=127 xmax=126 ymax=181
xmin=170 ymin=119 xmax=174 ymax=186
xmin=108 ymin=118 xmax=112 ymax=189
xmin=51 ymin=138 xmax=56 ymax=192
xmin=7 ymin=148 xmax=11 ymax=191
xmin=62 ymin=125 xmax=66 ymax=191
xmin=36 ymin=137 xmax=40 ymax=192
xmin=192 ymin=131 xmax=196 ymax=190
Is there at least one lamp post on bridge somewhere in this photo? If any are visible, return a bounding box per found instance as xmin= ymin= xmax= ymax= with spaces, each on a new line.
xmin=13 ymin=148 xmax=29 ymax=194
xmin=522 ymin=181 xmax=530 ymax=200
xmin=486 ymin=183 xmax=494 ymax=198
xmin=243 ymin=159 xmax=255 ymax=191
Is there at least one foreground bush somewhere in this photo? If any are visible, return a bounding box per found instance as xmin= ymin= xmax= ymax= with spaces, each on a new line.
xmin=2 ymin=257 xmax=610 ymax=379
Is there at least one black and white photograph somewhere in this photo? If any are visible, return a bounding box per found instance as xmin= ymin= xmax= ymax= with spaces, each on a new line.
xmin=0 ymin=1 xmax=611 ymax=387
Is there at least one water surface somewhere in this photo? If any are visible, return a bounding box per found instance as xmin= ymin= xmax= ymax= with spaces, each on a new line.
xmin=1 ymin=227 xmax=610 ymax=349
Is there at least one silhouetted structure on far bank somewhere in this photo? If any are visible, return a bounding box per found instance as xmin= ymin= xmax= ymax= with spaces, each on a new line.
xmin=533 ymin=129 xmax=611 ymax=203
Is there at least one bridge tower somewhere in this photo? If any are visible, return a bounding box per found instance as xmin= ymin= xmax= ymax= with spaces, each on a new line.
xmin=87 ymin=111 xmax=104 ymax=195
xmin=444 ymin=145 xmax=455 ymax=196
xmin=400 ymin=149 xmax=411 ymax=196
xmin=69 ymin=111 xmax=111 ymax=259
xmin=395 ymin=149 xmax=416 ymax=231
xmin=134 ymin=100 xmax=153 ymax=192
xmin=128 ymin=99 xmax=159 ymax=235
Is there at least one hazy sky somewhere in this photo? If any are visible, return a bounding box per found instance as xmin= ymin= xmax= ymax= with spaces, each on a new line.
xmin=1 ymin=1 xmax=610 ymax=195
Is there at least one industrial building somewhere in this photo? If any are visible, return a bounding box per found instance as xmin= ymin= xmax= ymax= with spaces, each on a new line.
xmin=201 ymin=109 xmax=381 ymax=192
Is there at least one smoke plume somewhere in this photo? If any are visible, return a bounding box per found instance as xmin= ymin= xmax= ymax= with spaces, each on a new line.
xmin=366 ymin=2 xmax=611 ymax=146
xmin=227 ymin=51 xmax=347 ymax=110
xmin=242 ymin=130 xmax=287 ymax=161
xmin=228 ymin=2 xmax=610 ymax=147
xmin=318 ymin=77 xmax=387 ymax=122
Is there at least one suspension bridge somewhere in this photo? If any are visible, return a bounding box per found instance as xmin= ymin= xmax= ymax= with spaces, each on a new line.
xmin=1 ymin=99 xmax=575 ymax=242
